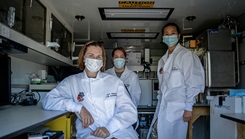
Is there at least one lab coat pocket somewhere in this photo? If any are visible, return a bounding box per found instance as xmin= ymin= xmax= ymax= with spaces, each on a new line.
xmin=104 ymin=97 xmax=116 ymax=118
xmin=166 ymin=102 xmax=185 ymax=122
xmin=168 ymin=70 xmax=183 ymax=88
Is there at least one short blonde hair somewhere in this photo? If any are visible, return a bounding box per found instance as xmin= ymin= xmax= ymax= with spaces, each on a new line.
xmin=77 ymin=41 xmax=106 ymax=71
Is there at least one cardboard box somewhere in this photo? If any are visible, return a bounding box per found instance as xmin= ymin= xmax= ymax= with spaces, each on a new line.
xmin=190 ymin=40 xmax=197 ymax=48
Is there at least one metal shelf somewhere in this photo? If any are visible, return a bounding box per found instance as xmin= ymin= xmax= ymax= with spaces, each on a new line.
xmin=0 ymin=23 xmax=73 ymax=66
xmin=29 ymin=84 xmax=57 ymax=91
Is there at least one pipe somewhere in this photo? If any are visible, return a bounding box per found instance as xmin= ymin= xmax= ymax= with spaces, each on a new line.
xmin=235 ymin=24 xmax=240 ymax=85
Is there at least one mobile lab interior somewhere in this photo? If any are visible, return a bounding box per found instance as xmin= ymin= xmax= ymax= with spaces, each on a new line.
xmin=0 ymin=0 xmax=245 ymax=139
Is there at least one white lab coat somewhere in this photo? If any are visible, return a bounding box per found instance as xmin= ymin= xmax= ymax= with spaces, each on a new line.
xmin=105 ymin=66 xmax=141 ymax=107
xmin=147 ymin=44 xmax=205 ymax=139
xmin=42 ymin=71 xmax=138 ymax=139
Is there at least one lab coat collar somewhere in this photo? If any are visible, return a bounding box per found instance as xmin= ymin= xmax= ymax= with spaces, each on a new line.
xmin=79 ymin=70 xmax=103 ymax=80
xmin=112 ymin=66 xmax=129 ymax=79
xmin=163 ymin=43 xmax=182 ymax=60
xmin=172 ymin=43 xmax=183 ymax=54
xmin=120 ymin=66 xmax=130 ymax=79
xmin=167 ymin=43 xmax=182 ymax=54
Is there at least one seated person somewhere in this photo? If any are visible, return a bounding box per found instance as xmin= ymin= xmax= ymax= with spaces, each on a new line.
xmin=42 ymin=41 xmax=138 ymax=139
xmin=105 ymin=47 xmax=141 ymax=107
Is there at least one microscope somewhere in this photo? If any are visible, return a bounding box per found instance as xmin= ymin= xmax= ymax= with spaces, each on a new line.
xmin=142 ymin=48 xmax=152 ymax=79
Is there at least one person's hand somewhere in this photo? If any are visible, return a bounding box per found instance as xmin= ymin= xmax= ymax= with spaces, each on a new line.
xmin=90 ymin=127 xmax=110 ymax=138
xmin=80 ymin=107 xmax=94 ymax=128
xmin=183 ymin=110 xmax=192 ymax=122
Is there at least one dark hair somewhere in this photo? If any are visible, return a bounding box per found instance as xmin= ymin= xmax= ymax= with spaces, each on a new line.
xmin=111 ymin=47 xmax=126 ymax=58
xmin=162 ymin=23 xmax=181 ymax=35
xmin=77 ymin=41 xmax=106 ymax=71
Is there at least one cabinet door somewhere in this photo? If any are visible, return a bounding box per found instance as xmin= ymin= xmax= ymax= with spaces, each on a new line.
xmin=139 ymin=80 xmax=152 ymax=106
xmin=44 ymin=115 xmax=67 ymax=138
xmin=205 ymin=51 xmax=236 ymax=87
xmin=23 ymin=0 xmax=46 ymax=44
xmin=51 ymin=14 xmax=72 ymax=58
xmin=44 ymin=113 xmax=77 ymax=139
xmin=0 ymin=0 xmax=46 ymax=44
xmin=0 ymin=0 xmax=24 ymax=32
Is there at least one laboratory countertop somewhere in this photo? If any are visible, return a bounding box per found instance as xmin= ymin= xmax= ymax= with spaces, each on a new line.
xmin=137 ymin=103 xmax=209 ymax=114
xmin=0 ymin=103 xmax=69 ymax=139
xmin=193 ymin=103 xmax=210 ymax=107
xmin=137 ymin=103 xmax=209 ymax=109
xmin=220 ymin=113 xmax=245 ymax=124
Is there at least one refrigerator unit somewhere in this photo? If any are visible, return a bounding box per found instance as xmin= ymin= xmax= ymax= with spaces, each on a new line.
xmin=197 ymin=28 xmax=236 ymax=88
xmin=204 ymin=51 xmax=236 ymax=87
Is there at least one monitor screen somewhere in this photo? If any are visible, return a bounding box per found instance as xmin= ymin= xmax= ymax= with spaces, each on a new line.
xmin=0 ymin=54 xmax=11 ymax=106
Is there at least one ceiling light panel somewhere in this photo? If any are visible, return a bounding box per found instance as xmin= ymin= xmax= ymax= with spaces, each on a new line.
xmin=99 ymin=8 xmax=174 ymax=20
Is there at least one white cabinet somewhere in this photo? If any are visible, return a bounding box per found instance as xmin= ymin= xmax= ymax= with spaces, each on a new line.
xmin=139 ymin=79 xmax=152 ymax=106
xmin=139 ymin=79 xmax=158 ymax=106
xmin=210 ymin=96 xmax=242 ymax=139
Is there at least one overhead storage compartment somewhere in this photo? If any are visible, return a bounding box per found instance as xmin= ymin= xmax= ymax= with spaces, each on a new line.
xmin=0 ymin=23 xmax=73 ymax=66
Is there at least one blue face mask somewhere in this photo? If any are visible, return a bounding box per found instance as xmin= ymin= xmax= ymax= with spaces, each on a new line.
xmin=162 ymin=35 xmax=179 ymax=47
xmin=113 ymin=58 xmax=125 ymax=69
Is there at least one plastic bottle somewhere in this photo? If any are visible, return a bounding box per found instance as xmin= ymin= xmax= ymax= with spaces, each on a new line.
xmin=7 ymin=7 xmax=15 ymax=28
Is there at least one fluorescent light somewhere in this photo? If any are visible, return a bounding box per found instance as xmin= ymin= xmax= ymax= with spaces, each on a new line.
xmin=107 ymin=32 xmax=159 ymax=39
xmin=99 ymin=8 xmax=174 ymax=20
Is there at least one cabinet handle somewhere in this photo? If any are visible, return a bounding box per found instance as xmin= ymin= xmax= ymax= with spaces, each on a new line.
xmin=30 ymin=0 xmax=33 ymax=7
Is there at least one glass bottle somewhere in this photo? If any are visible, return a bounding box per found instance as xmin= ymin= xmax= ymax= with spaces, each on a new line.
xmin=7 ymin=7 xmax=15 ymax=28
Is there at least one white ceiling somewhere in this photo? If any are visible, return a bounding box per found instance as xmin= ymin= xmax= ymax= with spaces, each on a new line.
xmin=44 ymin=0 xmax=245 ymax=49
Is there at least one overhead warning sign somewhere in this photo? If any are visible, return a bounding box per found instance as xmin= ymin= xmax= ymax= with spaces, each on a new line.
xmin=121 ymin=29 xmax=146 ymax=32
xmin=119 ymin=1 xmax=155 ymax=8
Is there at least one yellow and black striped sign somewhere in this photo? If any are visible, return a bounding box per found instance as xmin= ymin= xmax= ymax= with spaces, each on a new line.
xmin=119 ymin=1 xmax=155 ymax=8
xmin=121 ymin=29 xmax=146 ymax=32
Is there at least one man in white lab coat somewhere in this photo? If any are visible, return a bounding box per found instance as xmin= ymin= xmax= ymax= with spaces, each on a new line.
xmin=147 ymin=23 xmax=205 ymax=139
xmin=42 ymin=41 xmax=138 ymax=139
xmin=105 ymin=47 xmax=141 ymax=107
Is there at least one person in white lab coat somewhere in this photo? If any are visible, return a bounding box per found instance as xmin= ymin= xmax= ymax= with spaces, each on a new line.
xmin=42 ymin=41 xmax=138 ymax=139
xmin=147 ymin=23 xmax=205 ymax=139
xmin=105 ymin=47 xmax=141 ymax=107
